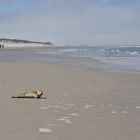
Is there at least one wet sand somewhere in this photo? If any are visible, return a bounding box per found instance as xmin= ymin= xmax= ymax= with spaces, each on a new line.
xmin=0 ymin=60 xmax=140 ymax=140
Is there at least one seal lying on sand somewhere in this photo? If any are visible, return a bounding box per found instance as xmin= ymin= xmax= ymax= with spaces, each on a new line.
xmin=12 ymin=90 xmax=43 ymax=98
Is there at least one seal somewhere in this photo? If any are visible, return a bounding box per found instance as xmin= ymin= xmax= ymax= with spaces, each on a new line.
xmin=12 ymin=90 xmax=43 ymax=98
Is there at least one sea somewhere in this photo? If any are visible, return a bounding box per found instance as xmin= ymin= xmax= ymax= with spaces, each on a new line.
xmin=0 ymin=45 xmax=140 ymax=73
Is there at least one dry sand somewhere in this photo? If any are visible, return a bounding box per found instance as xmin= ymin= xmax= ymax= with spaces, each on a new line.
xmin=0 ymin=60 xmax=140 ymax=140
xmin=0 ymin=42 xmax=44 ymax=48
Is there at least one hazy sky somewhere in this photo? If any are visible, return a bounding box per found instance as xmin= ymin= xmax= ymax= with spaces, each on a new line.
xmin=0 ymin=0 xmax=140 ymax=45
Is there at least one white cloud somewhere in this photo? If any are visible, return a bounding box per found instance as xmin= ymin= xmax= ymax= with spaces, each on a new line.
xmin=0 ymin=0 xmax=140 ymax=45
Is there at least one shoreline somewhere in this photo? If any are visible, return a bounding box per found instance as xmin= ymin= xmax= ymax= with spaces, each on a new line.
xmin=0 ymin=46 xmax=140 ymax=74
xmin=0 ymin=43 xmax=140 ymax=49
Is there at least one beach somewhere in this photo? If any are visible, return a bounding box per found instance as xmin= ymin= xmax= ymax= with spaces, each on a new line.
xmin=0 ymin=59 xmax=140 ymax=140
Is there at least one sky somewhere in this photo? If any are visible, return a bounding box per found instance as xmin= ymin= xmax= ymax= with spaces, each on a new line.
xmin=0 ymin=0 xmax=140 ymax=45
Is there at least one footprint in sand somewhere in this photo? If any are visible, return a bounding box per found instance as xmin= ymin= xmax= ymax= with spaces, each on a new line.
xmin=39 ymin=128 xmax=52 ymax=133
xmin=40 ymin=105 xmax=68 ymax=111
xmin=135 ymin=106 xmax=140 ymax=109
xmin=68 ymin=113 xmax=80 ymax=116
xmin=121 ymin=110 xmax=129 ymax=114
xmin=40 ymin=107 xmax=48 ymax=110
xmin=57 ymin=117 xmax=72 ymax=124
xmin=84 ymin=104 xmax=93 ymax=109
xmin=65 ymin=103 xmax=75 ymax=107
xmin=110 ymin=111 xmax=118 ymax=114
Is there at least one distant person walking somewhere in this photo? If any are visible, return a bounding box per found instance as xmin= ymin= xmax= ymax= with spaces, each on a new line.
xmin=0 ymin=44 xmax=4 ymax=48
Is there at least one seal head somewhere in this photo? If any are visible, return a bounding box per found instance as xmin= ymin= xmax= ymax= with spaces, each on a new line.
xmin=36 ymin=90 xmax=43 ymax=98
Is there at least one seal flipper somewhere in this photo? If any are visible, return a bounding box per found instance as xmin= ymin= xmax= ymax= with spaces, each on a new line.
xmin=12 ymin=96 xmax=24 ymax=98
xmin=12 ymin=93 xmax=27 ymax=98
xmin=12 ymin=96 xmax=17 ymax=98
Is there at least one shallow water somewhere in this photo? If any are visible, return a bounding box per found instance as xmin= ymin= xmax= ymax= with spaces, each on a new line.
xmin=0 ymin=46 xmax=140 ymax=72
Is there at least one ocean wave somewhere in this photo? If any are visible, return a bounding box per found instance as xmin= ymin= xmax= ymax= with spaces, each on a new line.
xmin=58 ymin=48 xmax=79 ymax=53
xmin=38 ymin=51 xmax=61 ymax=55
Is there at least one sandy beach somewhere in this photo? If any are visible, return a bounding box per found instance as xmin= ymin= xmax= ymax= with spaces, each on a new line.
xmin=0 ymin=60 xmax=140 ymax=140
